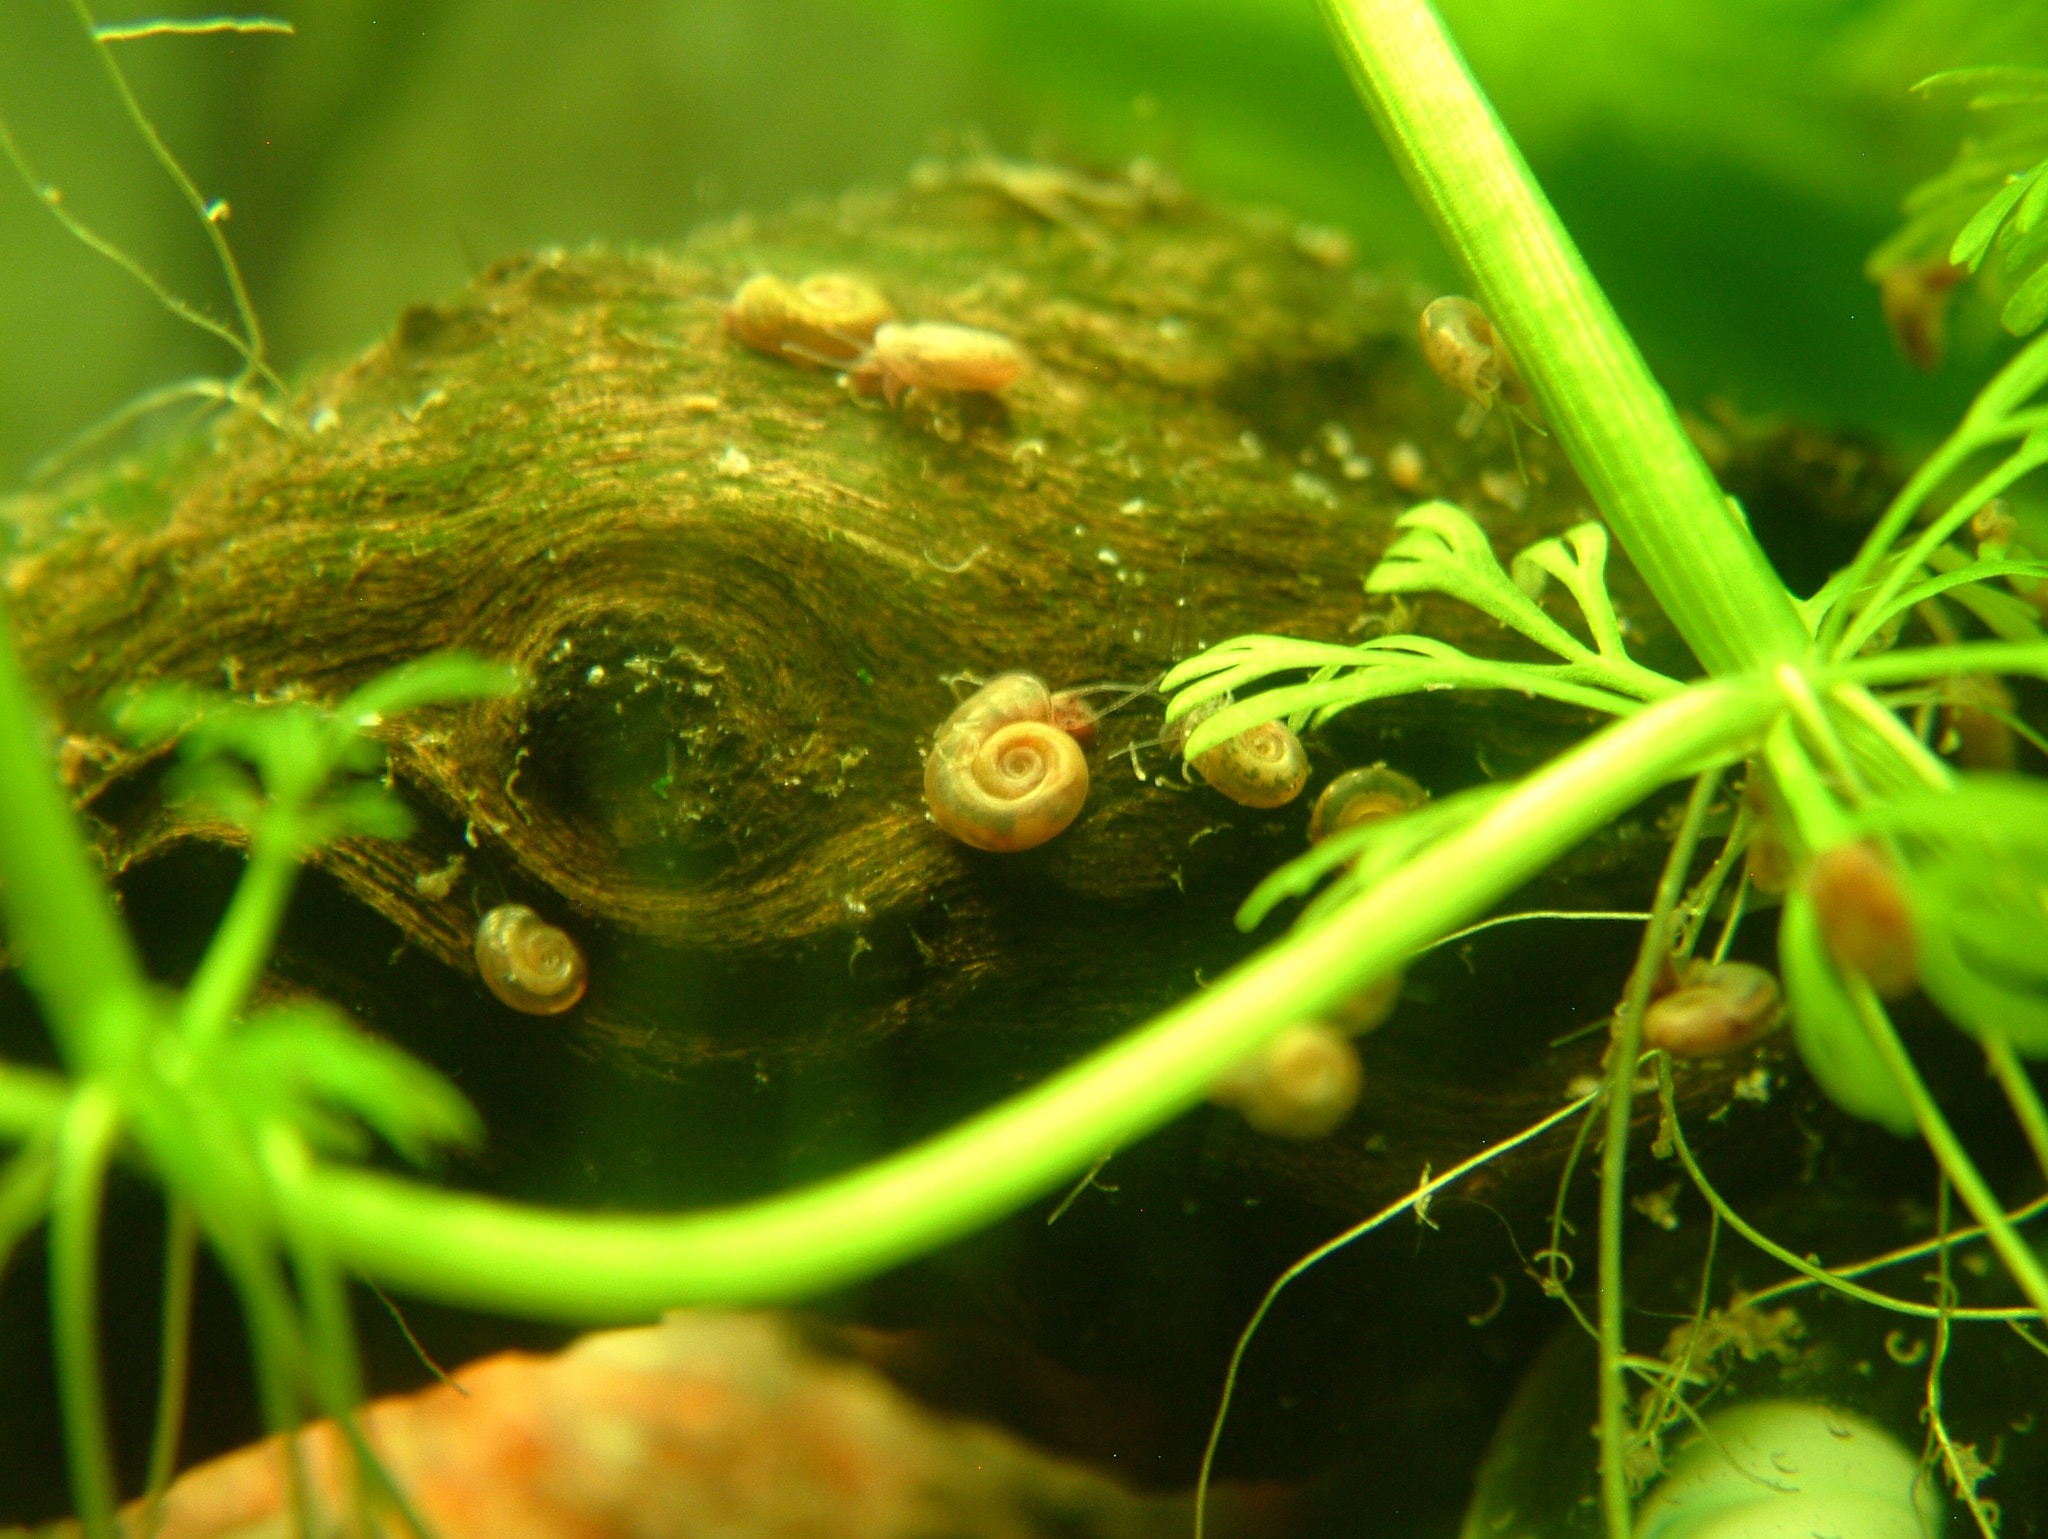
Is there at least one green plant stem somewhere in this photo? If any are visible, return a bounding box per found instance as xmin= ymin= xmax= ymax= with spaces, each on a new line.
xmin=141 ymin=1200 xmax=198 ymax=1537
xmin=0 ymin=625 xmax=153 ymax=1076
xmin=1984 ymin=1032 xmax=2048 ymax=1186
xmin=1597 ymin=770 xmax=1721 ymax=1539
xmin=0 ymin=1142 xmax=57 ymax=1281
xmin=1850 ymin=979 xmax=2048 ymax=1320
xmin=66 ymin=0 xmax=275 ymax=392
xmin=51 ymin=1084 xmax=122 ymax=1539
xmin=297 ymin=678 xmax=1777 ymax=1318
xmin=1312 ymin=0 xmax=1806 ymax=676
xmin=180 ymin=836 xmax=301 ymax=1046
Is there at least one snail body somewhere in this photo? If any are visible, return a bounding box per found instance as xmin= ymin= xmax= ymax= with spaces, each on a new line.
xmin=1210 ymin=1021 xmax=1363 ymax=1139
xmin=474 ymin=903 xmax=588 ymax=1015
xmin=724 ymin=272 xmax=895 ymax=366
xmin=1418 ymin=296 xmax=1528 ymax=411
xmin=924 ymin=672 xmax=1089 ymax=852
xmin=1308 ymin=764 xmax=1426 ymax=842
xmin=851 ymin=322 xmax=1026 ymax=407
xmin=1642 ymin=960 xmax=1783 ymax=1059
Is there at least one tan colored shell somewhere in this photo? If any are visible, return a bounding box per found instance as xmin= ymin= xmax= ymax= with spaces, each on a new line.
xmin=1308 ymin=764 xmax=1427 ymax=843
xmin=1808 ymin=841 xmax=1918 ymax=999
xmin=1418 ymin=296 xmax=1527 ymax=410
xmin=474 ymin=903 xmax=588 ymax=1015
xmin=724 ymin=272 xmax=895 ymax=366
xmin=923 ymin=672 xmax=1089 ymax=852
xmin=1642 ymin=961 xmax=1783 ymax=1059
xmin=853 ymin=322 xmax=1026 ymax=407
xmin=1190 ymin=718 xmax=1308 ymax=809
xmin=1210 ymin=1022 xmax=1362 ymax=1139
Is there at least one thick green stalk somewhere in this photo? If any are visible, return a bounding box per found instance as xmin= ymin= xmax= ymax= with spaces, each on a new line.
xmin=0 ymin=619 xmax=154 ymax=1074
xmin=51 ymin=1086 xmax=122 ymax=1539
xmin=298 ymin=679 xmax=1776 ymax=1319
xmin=1315 ymin=0 xmax=1807 ymax=677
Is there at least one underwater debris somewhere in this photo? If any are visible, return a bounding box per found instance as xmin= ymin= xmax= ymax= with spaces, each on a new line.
xmin=923 ymin=673 xmax=1089 ymax=852
xmin=723 ymin=272 xmax=895 ymax=366
xmin=1877 ymin=257 xmax=1967 ymax=372
xmin=473 ymin=903 xmax=588 ymax=1015
xmin=848 ymin=322 xmax=1026 ymax=408
xmin=54 ymin=1311 xmax=1198 ymax=1539
xmin=1385 ymin=439 xmax=1426 ymax=492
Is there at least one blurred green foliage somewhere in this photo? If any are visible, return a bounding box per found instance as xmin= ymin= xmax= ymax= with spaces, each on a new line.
xmin=1 ymin=0 xmax=2043 ymax=485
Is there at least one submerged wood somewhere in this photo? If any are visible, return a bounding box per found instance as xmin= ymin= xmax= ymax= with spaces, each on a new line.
xmin=5 ymin=170 xmax=1753 ymax=1218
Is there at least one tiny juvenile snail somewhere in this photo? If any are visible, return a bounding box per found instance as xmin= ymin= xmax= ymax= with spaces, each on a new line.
xmin=1642 ymin=960 xmax=1783 ymax=1059
xmin=847 ymin=321 xmax=1027 ymax=407
xmin=724 ymin=272 xmax=895 ymax=366
xmin=1418 ymin=296 xmax=1529 ymax=413
xmin=1807 ymin=840 xmax=1918 ymax=999
xmin=1307 ymin=763 xmax=1427 ymax=843
xmin=474 ymin=903 xmax=588 ymax=1015
xmin=1210 ymin=1021 xmax=1363 ymax=1140
xmin=1173 ymin=696 xmax=1310 ymax=809
xmin=924 ymin=672 xmax=1090 ymax=852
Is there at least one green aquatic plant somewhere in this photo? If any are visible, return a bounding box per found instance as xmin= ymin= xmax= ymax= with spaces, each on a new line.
xmin=3 ymin=1 xmax=2048 ymax=1537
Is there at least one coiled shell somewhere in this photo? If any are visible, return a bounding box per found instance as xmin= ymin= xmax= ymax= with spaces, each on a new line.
xmin=854 ymin=322 xmax=1027 ymax=407
xmin=1418 ymin=296 xmax=1527 ymax=410
xmin=1191 ymin=718 xmax=1309 ymax=809
xmin=1807 ymin=841 xmax=1917 ymax=999
xmin=724 ymin=272 xmax=895 ymax=366
xmin=1308 ymin=764 xmax=1427 ymax=842
xmin=924 ymin=673 xmax=1089 ymax=852
xmin=1642 ymin=961 xmax=1782 ymax=1059
xmin=474 ymin=904 xmax=588 ymax=1015
xmin=1210 ymin=1022 xmax=1362 ymax=1140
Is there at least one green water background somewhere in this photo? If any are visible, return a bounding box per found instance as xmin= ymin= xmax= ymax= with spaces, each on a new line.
xmin=0 ymin=0 xmax=2042 ymax=489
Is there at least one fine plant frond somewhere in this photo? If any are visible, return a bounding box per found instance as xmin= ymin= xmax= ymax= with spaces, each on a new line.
xmin=1848 ymin=556 xmax=2048 ymax=649
xmin=1235 ymin=782 xmax=1512 ymax=931
xmin=1161 ymin=507 xmax=1677 ymax=759
xmin=1873 ymin=68 xmax=2048 ymax=336
xmin=216 ymin=1004 xmax=482 ymax=1166
xmin=94 ymin=15 xmax=294 ymax=43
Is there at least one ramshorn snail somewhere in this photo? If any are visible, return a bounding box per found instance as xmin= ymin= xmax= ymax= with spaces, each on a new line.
xmin=474 ymin=903 xmax=588 ymax=1015
xmin=849 ymin=321 xmax=1026 ymax=407
xmin=1807 ymin=840 xmax=1918 ymax=999
xmin=1308 ymin=764 xmax=1426 ymax=843
xmin=1175 ymin=697 xmax=1309 ymax=809
xmin=1418 ymin=296 xmax=1528 ymax=413
xmin=1642 ymin=960 xmax=1782 ymax=1059
xmin=1210 ymin=1021 xmax=1362 ymax=1140
xmin=924 ymin=673 xmax=1089 ymax=852
xmin=724 ymin=272 xmax=895 ymax=366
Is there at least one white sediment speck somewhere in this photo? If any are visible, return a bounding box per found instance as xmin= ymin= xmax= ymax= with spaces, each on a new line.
xmin=716 ymin=445 xmax=752 ymax=477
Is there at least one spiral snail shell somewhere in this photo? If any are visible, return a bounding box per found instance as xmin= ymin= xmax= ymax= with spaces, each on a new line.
xmin=1189 ymin=717 xmax=1309 ymax=809
xmin=1641 ymin=960 xmax=1783 ymax=1059
xmin=1807 ymin=840 xmax=1918 ymax=1000
xmin=1308 ymin=764 xmax=1427 ymax=843
xmin=1418 ymin=296 xmax=1528 ymax=411
xmin=924 ymin=672 xmax=1090 ymax=852
xmin=1210 ymin=1021 xmax=1362 ymax=1140
xmin=474 ymin=903 xmax=588 ymax=1015
xmin=724 ymin=272 xmax=895 ymax=366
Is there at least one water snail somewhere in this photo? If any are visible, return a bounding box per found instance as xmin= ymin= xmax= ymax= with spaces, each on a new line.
xmin=1307 ymin=763 xmax=1427 ymax=842
xmin=724 ymin=272 xmax=895 ymax=366
xmin=1417 ymin=294 xmax=1546 ymax=474
xmin=846 ymin=321 xmax=1026 ymax=407
xmin=924 ymin=673 xmax=1092 ymax=852
xmin=1209 ymin=1021 xmax=1363 ymax=1140
xmin=1170 ymin=695 xmax=1310 ymax=809
xmin=1641 ymin=959 xmax=1783 ymax=1059
xmin=474 ymin=903 xmax=589 ymax=1015
xmin=1806 ymin=839 xmax=1918 ymax=999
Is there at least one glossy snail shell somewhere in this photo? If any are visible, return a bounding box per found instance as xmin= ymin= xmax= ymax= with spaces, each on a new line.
xmin=1308 ymin=764 xmax=1427 ymax=843
xmin=924 ymin=672 xmax=1089 ymax=852
xmin=724 ymin=272 xmax=895 ymax=365
xmin=1642 ymin=961 xmax=1782 ymax=1059
xmin=1418 ymin=296 xmax=1527 ymax=410
xmin=1190 ymin=718 xmax=1309 ymax=809
xmin=1210 ymin=1021 xmax=1362 ymax=1140
xmin=1807 ymin=840 xmax=1917 ymax=999
xmin=474 ymin=904 xmax=588 ymax=1015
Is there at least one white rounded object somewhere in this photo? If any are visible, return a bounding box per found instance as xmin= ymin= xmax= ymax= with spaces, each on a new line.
xmin=1635 ymin=1400 xmax=1940 ymax=1539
